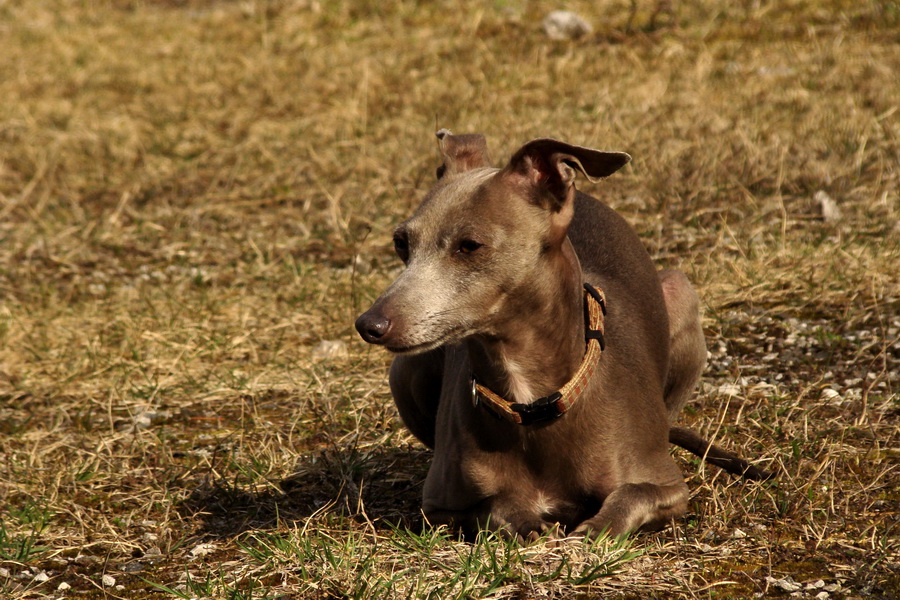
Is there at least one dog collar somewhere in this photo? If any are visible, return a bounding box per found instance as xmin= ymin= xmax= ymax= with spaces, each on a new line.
xmin=471 ymin=283 xmax=606 ymax=426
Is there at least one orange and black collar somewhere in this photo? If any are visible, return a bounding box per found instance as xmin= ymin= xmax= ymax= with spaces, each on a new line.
xmin=471 ymin=283 xmax=607 ymax=426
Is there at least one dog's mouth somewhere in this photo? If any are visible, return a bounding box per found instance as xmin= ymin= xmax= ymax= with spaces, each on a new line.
xmin=384 ymin=325 xmax=470 ymax=355
xmin=384 ymin=341 xmax=438 ymax=355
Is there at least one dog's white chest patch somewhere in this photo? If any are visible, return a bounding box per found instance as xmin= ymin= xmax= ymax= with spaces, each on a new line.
xmin=533 ymin=491 xmax=556 ymax=517
xmin=501 ymin=356 xmax=534 ymax=404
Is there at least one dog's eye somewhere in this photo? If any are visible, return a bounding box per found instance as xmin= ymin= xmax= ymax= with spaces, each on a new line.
xmin=456 ymin=239 xmax=483 ymax=255
xmin=393 ymin=234 xmax=409 ymax=261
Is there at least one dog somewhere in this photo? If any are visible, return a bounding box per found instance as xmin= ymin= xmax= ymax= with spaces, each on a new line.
xmin=355 ymin=130 xmax=770 ymax=540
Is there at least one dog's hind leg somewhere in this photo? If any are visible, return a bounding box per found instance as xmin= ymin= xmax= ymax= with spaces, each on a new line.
xmin=389 ymin=348 xmax=445 ymax=449
xmin=659 ymin=269 xmax=707 ymax=420
xmin=660 ymin=271 xmax=772 ymax=479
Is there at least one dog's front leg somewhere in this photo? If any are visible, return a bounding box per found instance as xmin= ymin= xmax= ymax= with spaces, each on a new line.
xmin=426 ymin=510 xmax=563 ymax=544
xmin=574 ymin=481 xmax=689 ymax=538
xmin=388 ymin=348 xmax=445 ymax=448
xmin=426 ymin=501 xmax=562 ymax=543
xmin=425 ymin=500 xmax=506 ymax=541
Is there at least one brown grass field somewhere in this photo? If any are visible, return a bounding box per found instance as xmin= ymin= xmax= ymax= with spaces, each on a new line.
xmin=1 ymin=0 xmax=898 ymax=598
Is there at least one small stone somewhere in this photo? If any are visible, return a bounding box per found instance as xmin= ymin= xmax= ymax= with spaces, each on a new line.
xmin=732 ymin=528 xmax=748 ymax=539
xmin=821 ymin=388 xmax=842 ymax=403
xmin=815 ymin=191 xmax=841 ymax=222
xmin=718 ymin=383 xmax=742 ymax=396
xmin=122 ymin=561 xmax=145 ymax=573
xmin=815 ymin=592 xmax=829 ymax=600
xmin=189 ymin=542 xmax=216 ymax=559
xmin=543 ymin=10 xmax=593 ymax=40
xmin=101 ymin=574 xmax=116 ymax=587
xmin=766 ymin=575 xmax=802 ymax=592
xmin=33 ymin=571 xmax=50 ymax=583
xmin=0 ymin=567 xmax=9 ymax=578
xmin=311 ymin=340 xmax=349 ymax=361
xmin=133 ymin=413 xmax=154 ymax=430
xmin=350 ymin=254 xmax=371 ymax=275
xmin=757 ymin=66 xmax=797 ymax=77
xmin=57 ymin=582 xmax=71 ymax=591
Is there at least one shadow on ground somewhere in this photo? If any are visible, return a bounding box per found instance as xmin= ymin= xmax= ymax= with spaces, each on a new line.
xmin=178 ymin=446 xmax=431 ymax=539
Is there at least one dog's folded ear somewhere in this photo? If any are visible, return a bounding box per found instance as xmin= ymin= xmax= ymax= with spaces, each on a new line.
xmin=502 ymin=139 xmax=631 ymax=240
xmin=505 ymin=138 xmax=631 ymax=189
xmin=435 ymin=129 xmax=492 ymax=179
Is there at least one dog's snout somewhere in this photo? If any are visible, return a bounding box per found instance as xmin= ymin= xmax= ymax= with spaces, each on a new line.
xmin=355 ymin=311 xmax=392 ymax=344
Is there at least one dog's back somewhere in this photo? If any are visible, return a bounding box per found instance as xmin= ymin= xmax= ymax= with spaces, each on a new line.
xmin=569 ymin=192 xmax=670 ymax=387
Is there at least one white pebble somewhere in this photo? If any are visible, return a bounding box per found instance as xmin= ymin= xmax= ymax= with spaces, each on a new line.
xmin=311 ymin=340 xmax=349 ymax=361
xmin=718 ymin=383 xmax=742 ymax=396
xmin=766 ymin=575 xmax=802 ymax=592
xmin=815 ymin=190 xmax=841 ymax=222
xmin=189 ymin=542 xmax=216 ymax=559
xmin=821 ymin=388 xmax=842 ymax=403
xmin=543 ymin=10 xmax=593 ymax=40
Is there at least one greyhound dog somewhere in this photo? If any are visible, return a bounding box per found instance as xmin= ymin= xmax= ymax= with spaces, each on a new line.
xmin=355 ymin=130 xmax=769 ymax=540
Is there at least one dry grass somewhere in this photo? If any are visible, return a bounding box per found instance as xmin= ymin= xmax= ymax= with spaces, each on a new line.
xmin=0 ymin=0 xmax=897 ymax=598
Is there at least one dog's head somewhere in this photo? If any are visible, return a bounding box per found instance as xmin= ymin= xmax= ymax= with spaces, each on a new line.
xmin=355 ymin=130 xmax=629 ymax=353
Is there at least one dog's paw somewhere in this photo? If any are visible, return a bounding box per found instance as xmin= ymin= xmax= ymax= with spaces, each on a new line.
xmin=572 ymin=519 xmax=626 ymax=541
xmin=523 ymin=521 xmax=566 ymax=545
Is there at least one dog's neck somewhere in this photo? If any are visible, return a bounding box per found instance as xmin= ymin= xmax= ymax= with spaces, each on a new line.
xmin=466 ymin=239 xmax=586 ymax=404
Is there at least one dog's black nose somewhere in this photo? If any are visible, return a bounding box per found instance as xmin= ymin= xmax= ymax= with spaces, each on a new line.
xmin=355 ymin=312 xmax=392 ymax=344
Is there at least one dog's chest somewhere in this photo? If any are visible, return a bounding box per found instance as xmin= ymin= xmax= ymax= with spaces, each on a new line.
xmin=463 ymin=439 xmax=601 ymax=527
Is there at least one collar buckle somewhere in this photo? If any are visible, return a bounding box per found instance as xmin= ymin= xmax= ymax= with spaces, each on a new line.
xmin=511 ymin=391 xmax=564 ymax=426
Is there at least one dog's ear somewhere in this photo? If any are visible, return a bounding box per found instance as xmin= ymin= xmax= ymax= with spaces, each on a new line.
xmin=502 ymin=138 xmax=631 ymax=239
xmin=435 ymin=129 xmax=492 ymax=179
xmin=504 ymin=138 xmax=630 ymax=199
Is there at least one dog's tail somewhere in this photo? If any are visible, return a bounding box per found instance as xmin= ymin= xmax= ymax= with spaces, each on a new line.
xmin=669 ymin=426 xmax=773 ymax=481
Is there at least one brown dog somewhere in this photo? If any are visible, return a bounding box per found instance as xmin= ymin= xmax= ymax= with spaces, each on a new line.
xmin=356 ymin=130 xmax=769 ymax=540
